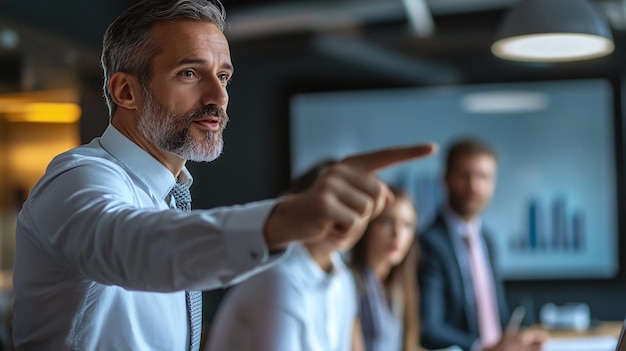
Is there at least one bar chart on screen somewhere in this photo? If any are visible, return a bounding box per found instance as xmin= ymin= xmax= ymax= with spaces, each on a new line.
xmin=290 ymin=78 xmax=618 ymax=280
xmin=510 ymin=196 xmax=585 ymax=252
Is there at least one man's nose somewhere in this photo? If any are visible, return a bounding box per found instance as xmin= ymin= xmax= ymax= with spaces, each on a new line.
xmin=200 ymin=77 xmax=228 ymax=107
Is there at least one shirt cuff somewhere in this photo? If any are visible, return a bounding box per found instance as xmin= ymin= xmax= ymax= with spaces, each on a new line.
xmin=220 ymin=199 xmax=287 ymax=272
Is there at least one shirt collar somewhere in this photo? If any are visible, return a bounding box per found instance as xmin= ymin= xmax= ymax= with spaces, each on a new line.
xmin=291 ymin=243 xmax=347 ymax=288
xmin=442 ymin=206 xmax=482 ymax=239
xmin=99 ymin=124 xmax=194 ymax=201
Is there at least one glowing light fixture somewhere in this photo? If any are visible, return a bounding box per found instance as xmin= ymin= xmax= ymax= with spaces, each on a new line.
xmin=492 ymin=0 xmax=614 ymax=62
xmin=0 ymin=90 xmax=81 ymax=123
xmin=2 ymin=102 xmax=81 ymax=123
xmin=461 ymin=91 xmax=549 ymax=114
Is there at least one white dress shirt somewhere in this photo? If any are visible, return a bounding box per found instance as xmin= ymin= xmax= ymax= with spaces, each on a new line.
xmin=207 ymin=242 xmax=358 ymax=351
xmin=13 ymin=125 xmax=285 ymax=350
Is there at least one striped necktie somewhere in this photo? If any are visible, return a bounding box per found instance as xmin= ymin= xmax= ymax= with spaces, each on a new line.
xmin=170 ymin=182 xmax=202 ymax=351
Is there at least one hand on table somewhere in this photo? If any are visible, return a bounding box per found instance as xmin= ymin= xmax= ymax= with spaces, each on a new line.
xmin=483 ymin=329 xmax=548 ymax=351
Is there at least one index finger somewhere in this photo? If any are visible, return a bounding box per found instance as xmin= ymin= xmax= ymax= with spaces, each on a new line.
xmin=341 ymin=143 xmax=437 ymax=173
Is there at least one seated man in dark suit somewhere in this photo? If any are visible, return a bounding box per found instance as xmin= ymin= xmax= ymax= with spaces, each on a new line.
xmin=418 ymin=137 xmax=544 ymax=351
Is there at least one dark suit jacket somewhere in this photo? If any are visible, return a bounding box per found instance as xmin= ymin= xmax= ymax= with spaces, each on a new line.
xmin=418 ymin=212 xmax=509 ymax=351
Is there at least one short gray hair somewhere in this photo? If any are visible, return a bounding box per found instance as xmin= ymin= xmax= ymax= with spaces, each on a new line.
xmin=101 ymin=0 xmax=226 ymax=117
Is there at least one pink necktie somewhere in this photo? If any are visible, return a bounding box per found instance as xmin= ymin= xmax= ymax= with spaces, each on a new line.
xmin=464 ymin=223 xmax=501 ymax=347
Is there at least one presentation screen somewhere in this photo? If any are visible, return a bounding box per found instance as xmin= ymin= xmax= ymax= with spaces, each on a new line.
xmin=290 ymin=79 xmax=617 ymax=280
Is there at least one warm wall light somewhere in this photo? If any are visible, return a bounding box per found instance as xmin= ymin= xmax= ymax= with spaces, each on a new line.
xmin=2 ymin=102 xmax=81 ymax=123
xmin=0 ymin=90 xmax=81 ymax=123
xmin=492 ymin=0 xmax=614 ymax=62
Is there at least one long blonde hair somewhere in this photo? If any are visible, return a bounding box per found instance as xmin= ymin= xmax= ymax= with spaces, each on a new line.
xmin=349 ymin=185 xmax=420 ymax=351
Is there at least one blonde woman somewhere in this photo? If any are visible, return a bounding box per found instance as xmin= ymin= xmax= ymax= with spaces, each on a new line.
xmin=349 ymin=185 xmax=420 ymax=351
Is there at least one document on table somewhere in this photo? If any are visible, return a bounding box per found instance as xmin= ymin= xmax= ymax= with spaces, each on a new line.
xmin=542 ymin=335 xmax=617 ymax=351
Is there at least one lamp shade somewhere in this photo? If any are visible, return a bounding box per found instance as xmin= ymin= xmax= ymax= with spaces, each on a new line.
xmin=492 ymin=0 xmax=614 ymax=62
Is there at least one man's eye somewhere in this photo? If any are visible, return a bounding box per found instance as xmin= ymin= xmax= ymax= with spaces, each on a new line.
xmin=218 ymin=73 xmax=231 ymax=86
xmin=180 ymin=70 xmax=195 ymax=78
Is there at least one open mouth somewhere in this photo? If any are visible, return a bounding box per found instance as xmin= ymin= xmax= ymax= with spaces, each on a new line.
xmin=193 ymin=116 xmax=221 ymax=132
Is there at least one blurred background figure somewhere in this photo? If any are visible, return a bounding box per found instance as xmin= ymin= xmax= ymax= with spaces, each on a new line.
xmin=206 ymin=159 xmax=366 ymax=351
xmin=418 ymin=137 xmax=543 ymax=351
xmin=348 ymin=185 xmax=420 ymax=351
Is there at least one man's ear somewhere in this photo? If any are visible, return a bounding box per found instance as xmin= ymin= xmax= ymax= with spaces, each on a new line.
xmin=109 ymin=72 xmax=142 ymax=111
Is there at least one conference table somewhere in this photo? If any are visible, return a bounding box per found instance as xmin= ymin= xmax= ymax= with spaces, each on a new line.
xmin=533 ymin=321 xmax=624 ymax=351
xmin=541 ymin=321 xmax=624 ymax=338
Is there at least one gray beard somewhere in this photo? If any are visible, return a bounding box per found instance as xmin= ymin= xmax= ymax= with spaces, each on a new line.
xmin=137 ymin=90 xmax=224 ymax=162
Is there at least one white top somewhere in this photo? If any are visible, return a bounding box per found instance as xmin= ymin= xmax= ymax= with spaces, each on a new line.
xmin=207 ymin=242 xmax=358 ymax=351
xmin=13 ymin=125 xmax=286 ymax=350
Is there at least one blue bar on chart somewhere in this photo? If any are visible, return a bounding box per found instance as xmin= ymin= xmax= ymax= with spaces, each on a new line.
xmin=511 ymin=197 xmax=585 ymax=253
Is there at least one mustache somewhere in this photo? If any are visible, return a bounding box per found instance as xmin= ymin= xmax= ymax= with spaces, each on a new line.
xmin=187 ymin=104 xmax=229 ymax=124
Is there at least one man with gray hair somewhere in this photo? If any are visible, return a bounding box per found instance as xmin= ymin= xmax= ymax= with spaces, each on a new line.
xmin=11 ymin=0 xmax=435 ymax=350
